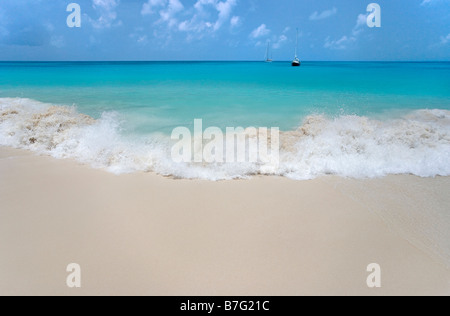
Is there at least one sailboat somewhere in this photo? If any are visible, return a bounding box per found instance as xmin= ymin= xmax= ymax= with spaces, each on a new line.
xmin=292 ymin=28 xmax=301 ymax=67
xmin=265 ymin=41 xmax=273 ymax=63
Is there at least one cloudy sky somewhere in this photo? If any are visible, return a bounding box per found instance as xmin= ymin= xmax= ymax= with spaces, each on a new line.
xmin=0 ymin=0 xmax=449 ymax=61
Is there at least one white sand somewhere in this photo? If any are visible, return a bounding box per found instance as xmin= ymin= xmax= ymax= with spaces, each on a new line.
xmin=0 ymin=147 xmax=449 ymax=295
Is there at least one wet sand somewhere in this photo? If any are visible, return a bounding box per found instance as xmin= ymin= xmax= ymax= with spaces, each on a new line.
xmin=0 ymin=147 xmax=449 ymax=296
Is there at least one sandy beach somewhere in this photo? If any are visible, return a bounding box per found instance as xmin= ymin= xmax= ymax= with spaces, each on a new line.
xmin=0 ymin=146 xmax=449 ymax=296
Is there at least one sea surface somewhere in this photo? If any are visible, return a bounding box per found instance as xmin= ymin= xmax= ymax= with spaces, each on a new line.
xmin=0 ymin=61 xmax=449 ymax=179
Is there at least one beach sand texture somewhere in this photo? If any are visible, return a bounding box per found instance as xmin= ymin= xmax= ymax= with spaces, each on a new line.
xmin=0 ymin=147 xmax=449 ymax=296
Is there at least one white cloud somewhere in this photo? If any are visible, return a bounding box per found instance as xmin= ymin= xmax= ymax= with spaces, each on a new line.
xmin=420 ymin=0 xmax=447 ymax=5
xmin=90 ymin=0 xmax=121 ymax=29
xmin=309 ymin=7 xmax=337 ymax=21
xmin=230 ymin=16 xmax=241 ymax=28
xmin=250 ymin=24 xmax=270 ymax=39
xmin=355 ymin=13 xmax=368 ymax=28
xmin=159 ymin=0 xmax=184 ymax=27
xmin=130 ymin=31 xmax=149 ymax=45
xmin=251 ymin=25 xmax=289 ymax=49
xmin=324 ymin=36 xmax=356 ymax=50
xmin=177 ymin=0 xmax=238 ymax=39
xmin=441 ymin=34 xmax=450 ymax=45
xmin=141 ymin=0 xmax=166 ymax=15
xmin=272 ymin=34 xmax=287 ymax=49
xmin=421 ymin=0 xmax=434 ymax=5
xmin=93 ymin=0 xmax=119 ymax=10
xmin=352 ymin=13 xmax=368 ymax=36
xmin=178 ymin=1 xmax=213 ymax=35
xmin=137 ymin=35 xmax=148 ymax=44
xmin=141 ymin=0 xmax=238 ymax=41
xmin=194 ymin=0 xmax=216 ymax=13
xmin=324 ymin=13 xmax=368 ymax=50
xmin=178 ymin=19 xmax=205 ymax=33
xmin=214 ymin=0 xmax=237 ymax=31
xmin=141 ymin=0 xmax=184 ymax=28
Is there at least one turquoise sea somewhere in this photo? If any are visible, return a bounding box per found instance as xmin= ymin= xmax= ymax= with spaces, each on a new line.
xmin=0 ymin=61 xmax=449 ymax=179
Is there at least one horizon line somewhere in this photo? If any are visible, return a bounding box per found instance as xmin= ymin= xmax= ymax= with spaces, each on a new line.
xmin=1 ymin=60 xmax=449 ymax=63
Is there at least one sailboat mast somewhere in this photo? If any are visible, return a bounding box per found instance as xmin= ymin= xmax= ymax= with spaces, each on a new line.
xmin=292 ymin=27 xmax=301 ymax=66
xmin=265 ymin=41 xmax=272 ymax=62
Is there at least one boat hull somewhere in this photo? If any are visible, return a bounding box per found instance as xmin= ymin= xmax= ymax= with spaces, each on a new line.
xmin=292 ymin=62 xmax=301 ymax=67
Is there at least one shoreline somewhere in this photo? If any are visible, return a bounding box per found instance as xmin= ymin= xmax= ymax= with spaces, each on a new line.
xmin=1 ymin=147 xmax=449 ymax=295
xmin=1 ymin=97 xmax=449 ymax=180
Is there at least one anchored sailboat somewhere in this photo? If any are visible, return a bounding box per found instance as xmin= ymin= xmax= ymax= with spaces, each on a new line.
xmin=292 ymin=28 xmax=301 ymax=67
xmin=265 ymin=41 xmax=273 ymax=63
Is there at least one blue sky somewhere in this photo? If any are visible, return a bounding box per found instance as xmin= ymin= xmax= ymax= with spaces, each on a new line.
xmin=0 ymin=0 xmax=449 ymax=61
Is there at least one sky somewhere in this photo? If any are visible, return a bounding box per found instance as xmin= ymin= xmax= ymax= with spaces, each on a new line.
xmin=0 ymin=0 xmax=449 ymax=61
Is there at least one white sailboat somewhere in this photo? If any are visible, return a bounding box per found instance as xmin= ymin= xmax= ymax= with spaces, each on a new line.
xmin=292 ymin=28 xmax=301 ymax=67
xmin=265 ymin=41 xmax=273 ymax=63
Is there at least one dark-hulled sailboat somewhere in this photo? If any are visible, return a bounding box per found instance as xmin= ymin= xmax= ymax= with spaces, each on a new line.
xmin=292 ymin=28 xmax=301 ymax=67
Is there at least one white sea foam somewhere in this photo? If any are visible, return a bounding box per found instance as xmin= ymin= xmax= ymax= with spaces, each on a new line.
xmin=279 ymin=110 xmax=450 ymax=180
xmin=0 ymin=98 xmax=155 ymax=174
xmin=1 ymin=97 xmax=449 ymax=180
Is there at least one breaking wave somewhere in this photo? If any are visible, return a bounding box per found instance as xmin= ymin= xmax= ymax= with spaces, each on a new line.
xmin=1 ymin=97 xmax=449 ymax=180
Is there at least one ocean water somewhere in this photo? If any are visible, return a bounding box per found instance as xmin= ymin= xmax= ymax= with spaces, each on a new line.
xmin=0 ymin=61 xmax=449 ymax=179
